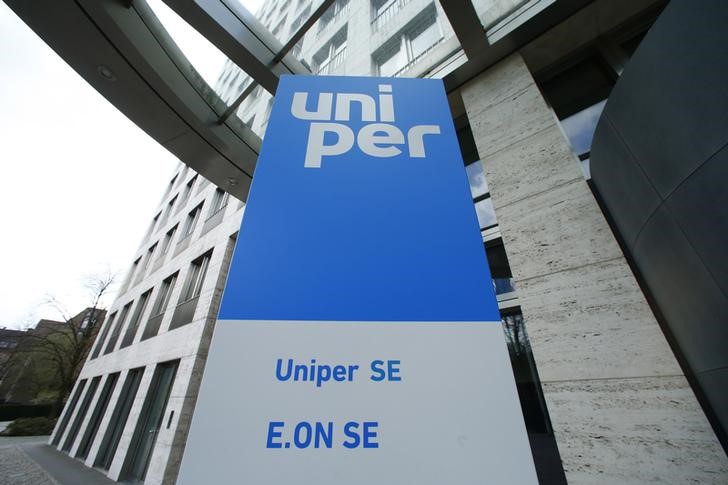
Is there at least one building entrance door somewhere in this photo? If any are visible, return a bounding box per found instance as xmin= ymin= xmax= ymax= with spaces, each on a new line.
xmin=122 ymin=360 xmax=178 ymax=482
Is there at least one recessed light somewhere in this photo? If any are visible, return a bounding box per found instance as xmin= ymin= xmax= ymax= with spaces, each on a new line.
xmin=97 ymin=65 xmax=116 ymax=81
xmin=227 ymin=178 xmax=238 ymax=186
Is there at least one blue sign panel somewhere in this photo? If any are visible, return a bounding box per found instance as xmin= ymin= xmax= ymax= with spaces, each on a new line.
xmin=219 ymin=75 xmax=499 ymax=322
xmin=178 ymin=76 xmax=537 ymax=485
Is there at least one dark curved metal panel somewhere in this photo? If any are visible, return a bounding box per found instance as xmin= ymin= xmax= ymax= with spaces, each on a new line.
xmin=591 ymin=0 xmax=728 ymax=448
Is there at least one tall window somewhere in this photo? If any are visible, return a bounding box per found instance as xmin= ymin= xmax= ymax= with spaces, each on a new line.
xmin=142 ymin=242 xmax=157 ymax=271
xmin=120 ymin=289 xmax=152 ymax=348
xmin=75 ymin=372 xmax=119 ymax=460
xmin=375 ymin=6 xmax=442 ymax=77
xmin=180 ymin=253 xmax=211 ymax=303
xmin=178 ymin=175 xmax=196 ymax=207
xmin=124 ymin=257 xmax=142 ymax=290
xmin=313 ymin=27 xmax=347 ymax=75
xmin=90 ymin=312 xmax=116 ymax=359
xmin=142 ymin=272 xmax=179 ymax=340
xmin=181 ymin=203 xmax=203 ymax=240
xmin=209 ymin=188 xmax=230 ymax=217
xmin=159 ymin=225 xmax=178 ymax=258
xmin=94 ymin=368 xmax=144 ymax=470
xmin=160 ymin=194 xmax=177 ymax=225
xmin=104 ymin=302 xmax=132 ymax=354
xmin=170 ymin=252 xmax=212 ymax=330
xmin=163 ymin=173 xmax=177 ymax=198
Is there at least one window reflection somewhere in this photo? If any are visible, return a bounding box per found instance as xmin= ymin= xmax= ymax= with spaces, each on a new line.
xmin=475 ymin=197 xmax=497 ymax=229
xmin=465 ymin=161 xmax=489 ymax=199
xmin=560 ymin=99 xmax=606 ymax=156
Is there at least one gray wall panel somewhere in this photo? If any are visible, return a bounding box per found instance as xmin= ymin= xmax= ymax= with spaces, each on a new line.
xmin=666 ymin=147 xmax=728 ymax=296
xmin=600 ymin=0 xmax=728 ymax=197
xmin=632 ymin=205 xmax=728 ymax=375
xmin=589 ymin=115 xmax=661 ymax=247
xmin=591 ymin=0 xmax=728 ymax=447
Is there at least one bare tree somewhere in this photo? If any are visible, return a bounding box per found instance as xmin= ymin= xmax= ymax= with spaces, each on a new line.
xmin=4 ymin=271 xmax=114 ymax=416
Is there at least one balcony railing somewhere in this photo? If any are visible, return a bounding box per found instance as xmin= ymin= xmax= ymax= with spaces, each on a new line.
xmin=371 ymin=0 xmax=412 ymax=32
xmin=316 ymin=47 xmax=347 ymax=75
xmin=142 ymin=313 xmax=164 ymax=341
xmin=317 ymin=1 xmax=349 ymax=34
xmin=169 ymin=296 xmax=199 ymax=330
xmin=391 ymin=37 xmax=443 ymax=77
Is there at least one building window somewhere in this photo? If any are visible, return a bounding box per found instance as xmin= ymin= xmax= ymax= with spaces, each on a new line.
xmin=90 ymin=312 xmax=116 ymax=359
xmin=142 ymin=242 xmax=158 ymax=271
xmin=374 ymin=5 xmax=442 ymax=77
xmin=318 ymin=0 xmax=349 ymax=33
xmin=180 ymin=203 xmax=203 ymax=241
xmin=163 ymin=174 xmax=178 ymax=198
xmin=120 ymin=289 xmax=152 ymax=348
xmin=371 ymin=0 xmax=412 ymax=32
xmin=143 ymin=272 xmax=179 ymax=340
xmin=180 ymin=253 xmax=211 ymax=303
xmin=75 ymin=372 xmax=119 ymax=460
xmin=179 ymin=175 xmax=197 ymax=208
xmin=51 ymin=379 xmax=87 ymax=446
xmin=159 ymin=225 xmax=178 ymax=257
xmin=94 ymin=368 xmax=144 ymax=471
xmin=170 ymin=252 xmax=212 ymax=330
xmin=313 ymin=27 xmax=347 ymax=75
xmin=160 ymin=194 xmax=177 ymax=225
xmin=122 ymin=256 xmax=142 ymax=292
xmin=209 ymin=188 xmax=230 ymax=217
xmin=120 ymin=360 xmax=179 ymax=482
xmin=62 ymin=376 xmax=101 ymax=452
xmin=104 ymin=301 xmax=133 ymax=354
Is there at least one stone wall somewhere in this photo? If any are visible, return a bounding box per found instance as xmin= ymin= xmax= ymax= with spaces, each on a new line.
xmin=461 ymin=53 xmax=727 ymax=483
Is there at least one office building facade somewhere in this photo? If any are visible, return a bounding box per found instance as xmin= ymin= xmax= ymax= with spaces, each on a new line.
xmin=22 ymin=0 xmax=727 ymax=483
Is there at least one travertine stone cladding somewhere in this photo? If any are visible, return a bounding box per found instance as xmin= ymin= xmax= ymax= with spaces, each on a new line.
xmin=462 ymin=53 xmax=728 ymax=483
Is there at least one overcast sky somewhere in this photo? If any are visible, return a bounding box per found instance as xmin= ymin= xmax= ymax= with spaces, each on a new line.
xmin=0 ymin=0 xmax=263 ymax=329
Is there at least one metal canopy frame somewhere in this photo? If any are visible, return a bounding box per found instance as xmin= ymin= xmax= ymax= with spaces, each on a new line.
xmin=4 ymin=0 xmax=596 ymax=202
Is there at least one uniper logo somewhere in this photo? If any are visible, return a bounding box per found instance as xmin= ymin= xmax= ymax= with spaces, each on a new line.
xmin=291 ymin=84 xmax=441 ymax=168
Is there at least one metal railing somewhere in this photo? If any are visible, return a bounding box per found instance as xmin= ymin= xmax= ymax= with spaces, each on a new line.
xmin=169 ymin=296 xmax=199 ymax=330
xmin=371 ymin=0 xmax=412 ymax=32
xmin=141 ymin=313 xmax=164 ymax=340
xmin=390 ymin=37 xmax=443 ymax=77
xmin=317 ymin=1 xmax=349 ymax=34
xmin=316 ymin=47 xmax=347 ymax=75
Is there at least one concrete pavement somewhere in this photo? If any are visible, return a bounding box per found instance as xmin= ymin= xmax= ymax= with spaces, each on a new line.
xmin=0 ymin=435 xmax=114 ymax=485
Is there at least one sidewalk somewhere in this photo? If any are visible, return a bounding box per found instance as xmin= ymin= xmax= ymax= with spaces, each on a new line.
xmin=0 ymin=436 xmax=114 ymax=485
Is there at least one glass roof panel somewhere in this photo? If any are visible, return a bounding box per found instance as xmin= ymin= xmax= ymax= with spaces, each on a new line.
xmin=145 ymin=0 xmax=273 ymax=122
xmin=146 ymin=0 xmax=229 ymax=94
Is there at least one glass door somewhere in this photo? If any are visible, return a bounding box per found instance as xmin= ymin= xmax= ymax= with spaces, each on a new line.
xmin=122 ymin=360 xmax=179 ymax=482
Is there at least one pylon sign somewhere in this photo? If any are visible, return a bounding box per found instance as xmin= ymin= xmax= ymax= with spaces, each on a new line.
xmin=178 ymin=75 xmax=537 ymax=485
